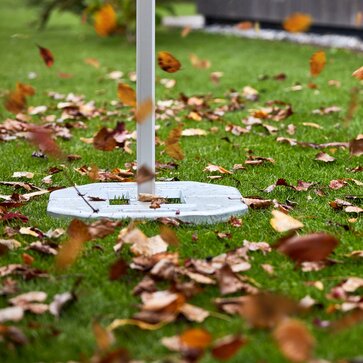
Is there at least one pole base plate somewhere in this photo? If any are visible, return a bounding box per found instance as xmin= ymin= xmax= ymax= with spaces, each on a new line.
xmin=47 ymin=182 xmax=248 ymax=224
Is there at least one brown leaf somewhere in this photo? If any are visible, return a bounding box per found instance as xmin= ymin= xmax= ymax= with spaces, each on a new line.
xmin=242 ymin=196 xmax=272 ymax=209
xmin=157 ymin=51 xmax=181 ymax=73
xmin=211 ymin=335 xmax=247 ymax=361
xmin=310 ymin=51 xmax=326 ymax=77
xmin=109 ymin=258 xmax=128 ymax=281
xmin=135 ymin=98 xmax=153 ymax=124
xmin=55 ymin=219 xmax=91 ymax=270
xmin=350 ymin=137 xmax=363 ymax=156
xmin=159 ymin=226 xmax=179 ymax=247
xmin=136 ymin=165 xmax=155 ymax=185
xmin=0 ymin=325 xmax=28 ymax=346
xmin=189 ymin=53 xmax=211 ymax=69
xmin=28 ymin=125 xmax=63 ymax=159
xmin=93 ymin=127 xmax=117 ymax=151
xmin=283 ymin=13 xmax=312 ymax=33
xmin=117 ymin=83 xmax=136 ymax=107
xmin=84 ymin=58 xmax=100 ymax=68
xmin=273 ymin=319 xmax=315 ymax=363
xmin=165 ymin=125 xmax=184 ymax=160
xmin=94 ymin=4 xmax=117 ymax=37
xmin=4 ymin=82 xmax=35 ymax=114
xmin=275 ymin=232 xmax=339 ymax=263
xmin=37 ymin=45 xmax=54 ymax=67
xmin=270 ymin=210 xmax=304 ymax=233
xmin=204 ymin=164 xmax=232 ymax=174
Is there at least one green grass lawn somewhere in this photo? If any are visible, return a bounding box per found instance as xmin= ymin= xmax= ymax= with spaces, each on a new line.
xmin=0 ymin=1 xmax=362 ymax=362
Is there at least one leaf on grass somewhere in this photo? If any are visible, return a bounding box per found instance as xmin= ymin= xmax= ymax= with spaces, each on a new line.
xmin=275 ymin=232 xmax=339 ymax=263
xmin=94 ymin=4 xmax=117 ymax=37
xmin=157 ymin=51 xmax=181 ymax=73
xmin=165 ymin=125 xmax=184 ymax=160
xmin=270 ymin=210 xmax=304 ymax=233
xmin=0 ymin=325 xmax=28 ymax=346
xmin=159 ymin=226 xmax=179 ymax=247
xmin=204 ymin=164 xmax=232 ymax=174
xmin=55 ymin=219 xmax=91 ymax=270
xmin=4 ymin=82 xmax=35 ymax=114
xmin=310 ymin=51 xmax=326 ymax=77
xmin=211 ymin=335 xmax=247 ymax=361
xmin=117 ymin=83 xmax=136 ymax=107
xmin=49 ymin=292 xmax=75 ymax=318
xmin=93 ymin=127 xmax=117 ymax=151
xmin=135 ymin=98 xmax=153 ymax=124
xmin=180 ymin=328 xmax=212 ymax=350
xmin=315 ymin=152 xmax=335 ymax=163
xmin=273 ymin=319 xmax=315 ymax=363
xmin=283 ymin=13 xmax=312 ymax=33
xmin=242 ymin=197 xmax=272 ymax=209
xmin=84 ymin=58 xmax=100 ymax=68
xmin=108 ymin=318 xmax=169 ymax=331
xmin=37 ymin=45 xmax=54 ymax=67
xmin=0 ymin=306 xmax=24 ymax=323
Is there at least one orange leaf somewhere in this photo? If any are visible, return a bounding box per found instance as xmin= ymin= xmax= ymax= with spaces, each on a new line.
xmin=94 ymin=4 xmax=117 ymax=37
xmin=84 ymin=58 xmax=100 ymax=69
xmin=165 ymin=125 xmax=184 ymax=160
xmin=157 ymin=51 xmax=181 ymax=73
xmin=117 ymin=83 xmax=136 ymax=107
xmin=55 ymin=219 xmax=91 ymax=270
xmin=37 ymin=45 xmax=54 ymax=67
xmin=310 ymin=51 xmax=326 ymax=77
xmin=135 ymin=98 xmax=153 ymax=124
xmin=283 ymin=13 xmax=312 ymax=33
xmin=179 ymin=328 xmax=212 ymax=350
xmin=352 ymin=66 xmax=363 ymax=80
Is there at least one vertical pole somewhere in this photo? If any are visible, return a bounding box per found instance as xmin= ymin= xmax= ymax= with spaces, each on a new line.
xmin=137 ymin=0 xmax=155 ymax=195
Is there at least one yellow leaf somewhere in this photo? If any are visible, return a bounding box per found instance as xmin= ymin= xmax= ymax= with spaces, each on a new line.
xmin=270 ymin=210 xmax=304 ymax=233
xmin=310 ymin=51 xmax=326 ymax=77
xmin=283 ymin=13 xmax=312 ymax=33
xmin=94 ymin=4 xmax=117 ymax=37
xmin=157 ymin=51 xmax=181 ymax=73
xmin=117 ymin=83 xmax=136 ymax=107
xmin=352 ymin=66 xmax=363 ymax=80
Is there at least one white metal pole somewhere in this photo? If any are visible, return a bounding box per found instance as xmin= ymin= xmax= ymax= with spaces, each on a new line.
xmin=137 ymin=0 xmax=155 ymax=195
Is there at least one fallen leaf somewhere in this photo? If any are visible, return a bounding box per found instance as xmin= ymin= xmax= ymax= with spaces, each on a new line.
xmin=273 ymin=319 xmax=315 ymax=362
xmin=211 ymin=335 xmax=247 ymax=361
xmin=93 ymin=321 xmax=114 ymax=351
xmin=84 ymin=58 xmax=100 ymax=68
xmin=0 ymin=306 xmax=24 ymax=323
xmin=180 ymin=328 xmax=212 ymax=350
xmin=315 ymin=152 xmax=335 ymax=163
xmin=37 ymin=45 xmax=54 ymax=67
xmin=189 ymin=53 xmax=211 ymax=69
xmin=93 ymin=127 xmax=117 ymax=151
xmin=270 ymin=210 xmax=304 ymax=233
xmin=157 ymin=51 xmax=181 ymax=73
xmin=4 ymin=82 xmax=35 ymax=114
xmin=49 ymin=292 xmax=75 ymax=317
xmin=310 ymin=51 xmax=326 ymax=77
xmin=350 ymin=137 xmax=363 ymax=156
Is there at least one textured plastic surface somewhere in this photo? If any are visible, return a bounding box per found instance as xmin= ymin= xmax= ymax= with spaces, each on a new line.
xmin=47 ymin=182 xmax=248 ymax=224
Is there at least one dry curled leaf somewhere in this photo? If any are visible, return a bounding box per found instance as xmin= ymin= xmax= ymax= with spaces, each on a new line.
xmin=273 ymin=319 xmax=315 ymax=363
xmin=283 ymin=13 xmax=312 ymax=33
xmin=310 ymin=51 xmax=326 ymax=77
xmin=157 ymin=51 xmax=181 ymax=73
